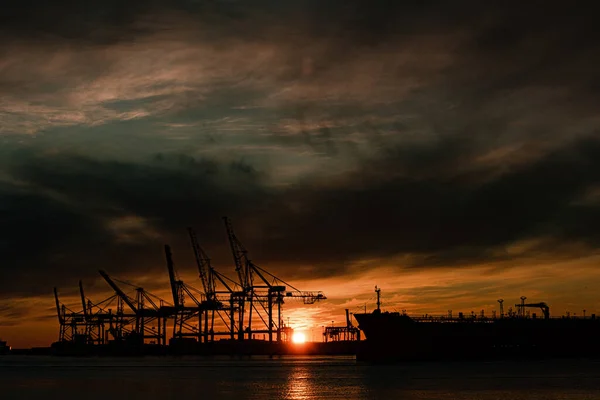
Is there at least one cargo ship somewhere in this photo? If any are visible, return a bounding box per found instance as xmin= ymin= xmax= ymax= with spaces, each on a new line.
xmin=354 ymin=288 xmax=600 ymax=362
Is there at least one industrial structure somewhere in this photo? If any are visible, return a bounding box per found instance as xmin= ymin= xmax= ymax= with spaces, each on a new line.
xmin=52 ymin=217 xmax=327 ymax=355
xmin=323 ymin=309 xmax=361 ymax=342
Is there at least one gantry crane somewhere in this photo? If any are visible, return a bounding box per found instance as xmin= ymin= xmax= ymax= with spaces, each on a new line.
xmin=223 ymin=217 xmax=253 ymax=340
xmin=78 ymin=280 xmax=105 ymax=344
xmin=164 ymin=244 xmax=206 ymax=343
xmin=53 ymin=287 xmax=86 ymax=343
xmin=188 ymin=227 xmax=239 ymax=342
xmin=99 ymin=270 xmax=168 ymax=345
xmin=188 ymin=228 xmax=217 ymax=303
xmin=324 ymin=309 xmax=361 ymax=342
xmin=54 ymin=283 xmax=131 ymax=346
xmin=222 ymin=217 xmax=326 ymax=342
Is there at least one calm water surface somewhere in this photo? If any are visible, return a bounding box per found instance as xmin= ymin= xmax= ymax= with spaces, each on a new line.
xmin=2 ymin=356 xmax=600 ymax=399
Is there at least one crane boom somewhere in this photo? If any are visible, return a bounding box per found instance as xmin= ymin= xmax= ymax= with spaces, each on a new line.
xmin=223 ymin=217 xmax=251 ymax=290
xmin=212 ymin=269 xmax=234 ymax=293
xmin=79 ymin=280 xmax=87 ymax=317
xmin=53 ymin=287 xmax=63 ymax=324
xmin=250 ymin=263 xmax=327 ymax=304
xmin=188 ymin=227 xmax=216 ymax=299
xmin=284 ymin=290 xmax=326 ymax=304
xmin=98 ymin=270 xmax=138 ymax=313
xmin=164 ymin=245 xmax=181 ymax=306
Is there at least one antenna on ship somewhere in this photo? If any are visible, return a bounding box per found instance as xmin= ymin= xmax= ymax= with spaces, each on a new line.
xmin=375 ymin=286 xmax=381 ymax=312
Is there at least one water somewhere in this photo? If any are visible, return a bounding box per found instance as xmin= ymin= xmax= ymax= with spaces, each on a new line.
xmin=2 ymin=356 xmax=600 ymax=399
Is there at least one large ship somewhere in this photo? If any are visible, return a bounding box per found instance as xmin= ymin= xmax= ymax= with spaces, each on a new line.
xmin=354 ymin=288 xmax=600 ymax=362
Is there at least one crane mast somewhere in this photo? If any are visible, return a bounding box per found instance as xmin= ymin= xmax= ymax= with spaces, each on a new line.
xmin=165 ymin=245 xmax=183 ymax=307
xmin=188 ymin=227 xmax=216 ymax=301
xmin=98 ymin=270 xmax=138 ymax=313
xmin=79 ymin=280 xmax=88 ymax=318
xmin=223 ymin=216 xmax=251 ymax=290
xmin=53 ymin=287 xmax=63 ymax=325
xmin=223 ymin=217 xmax=253 ymax=341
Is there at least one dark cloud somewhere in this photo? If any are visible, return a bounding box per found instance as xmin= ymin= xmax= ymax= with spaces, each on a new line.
xmin=0 ymin=150 xmax=272 ymax=296
xmin=3 ymin=1 xmax=597 ymax=49
xmin=0 ymin=0 xmax=151 ymax=43
xmin=2 ymin=132 xmax=599 ymax=297
xmin=258 ymin=135 xmax=600 ymax=269
xmin=1 ymin=0 xmax=600 ymax=332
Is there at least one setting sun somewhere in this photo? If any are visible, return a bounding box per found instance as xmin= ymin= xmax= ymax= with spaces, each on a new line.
xmin=292 ymin=332 xmax=306 ymax=344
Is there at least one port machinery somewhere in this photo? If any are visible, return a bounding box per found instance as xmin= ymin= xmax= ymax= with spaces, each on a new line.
xmin=52 ymin=217 xmax=327 ymax=352
xmin=323 ymin=309 xmax=361 ymax=342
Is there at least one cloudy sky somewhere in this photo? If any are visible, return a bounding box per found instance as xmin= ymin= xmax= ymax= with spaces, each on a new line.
xmin=1 ymin=1 xmax=600 ymax=347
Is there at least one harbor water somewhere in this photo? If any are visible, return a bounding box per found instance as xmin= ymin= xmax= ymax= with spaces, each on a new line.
xmin=2 ymin=355 xmax=600 ymax=399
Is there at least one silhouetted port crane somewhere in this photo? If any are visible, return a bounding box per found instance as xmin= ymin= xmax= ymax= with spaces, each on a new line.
xmin=223 ymin=217 xmax=326 ymax=342
xmin=188 ymin=228 xmax=217 ymax=303
xmin=208 ymin=268 xmax=243 ymax=341
xmin=164 ymin=245 xmax=205 ymax=344
xmin=53 ymin=287 xmax=86 ymax=343
xmin=77 ymin=280 xmax=106 ymax=344
xmin=324 ymin=309 xmax=361 ymax=342
xmin=188 ymin=227 xmax=239 ymax=342
xmin=78 ymin=280 xmax=140 ymax=344
xmin=223 ymin=216 xmax=253 ymax=340
xmin=52 ymin=219 xmax=328 ymax=350
xmin=99 ymin=270 xmax=168 ymax=345
xmin=54 ymin=282 xmax=135 ymax=345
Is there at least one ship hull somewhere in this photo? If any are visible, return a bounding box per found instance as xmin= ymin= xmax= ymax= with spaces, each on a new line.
xmin=354 ymin=312 xmax=600 ymax=362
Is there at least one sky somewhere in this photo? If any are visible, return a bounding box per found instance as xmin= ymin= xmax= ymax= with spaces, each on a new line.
xmin=1 ymin=1 xmax=600 ymax=348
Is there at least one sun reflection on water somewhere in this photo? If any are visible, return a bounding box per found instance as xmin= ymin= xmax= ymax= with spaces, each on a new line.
xmin=285 ymin=366 xmax=315 ymax=400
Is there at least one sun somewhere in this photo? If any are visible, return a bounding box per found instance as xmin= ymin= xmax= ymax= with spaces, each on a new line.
xmin=292 ymin=332 xmax=306 ymax=344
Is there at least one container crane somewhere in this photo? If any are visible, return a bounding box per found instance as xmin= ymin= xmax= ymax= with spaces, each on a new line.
xmin=223 ymin=216 xmax=253 ymax=340
xmin=78 ymin=280 xmax=105 ymax=344
xmin=164 ymin=244 xmax=205 ymax=343
xmin=222 ymin=217 xmax=326 ymax=342
xmin=54 ymin=283 xmax=131 ymax=346
xmin=53 ymin=287 xmax=86 ymax=343
xmin=323 ymin=309 xmax=360 ymax=342
xmin=54 ymin=287 xmax=69 ymax=342
xmin=98 ymin=270 xmax=167 ymax=345
xmin=188 ymin=227 xmax=217 ymax=302
xmin=223 ymin=217 xmax=252 ymax=291
xmin=208 ymin=266 xmax=242 ymax=340
xmin=99 ymin=270 xmax=138 ymax=314
xmin=188 ymin=228 xmax=233 ymax=342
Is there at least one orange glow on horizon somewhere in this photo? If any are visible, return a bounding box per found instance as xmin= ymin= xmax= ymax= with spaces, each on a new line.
xmin=5 ymin=254 xmax=600 ymax=348
xmin=292 ymin=332 xmax=306 ymax=344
